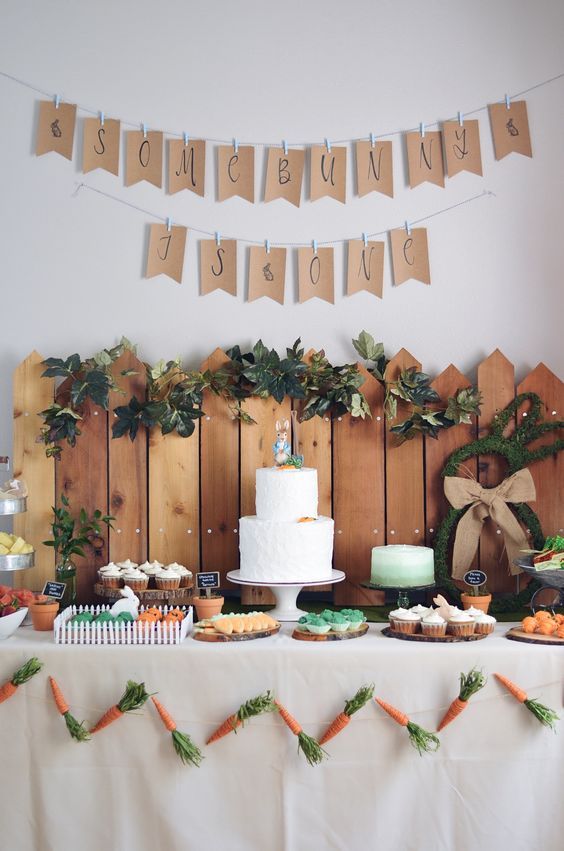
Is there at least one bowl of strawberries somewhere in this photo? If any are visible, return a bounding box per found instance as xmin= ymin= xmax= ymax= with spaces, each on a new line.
xmin=0 ymin=592 xmax=29 ymax=639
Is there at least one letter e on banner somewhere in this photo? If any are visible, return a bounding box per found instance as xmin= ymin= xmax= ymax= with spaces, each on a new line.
xmin=168 ymin=139 xmax=206 ymax=196
xmin=146 ymin=224 xmax=188 ymax=284
xmin=83 ymin=117 xmax=120 ymax=176
xmin=200 ymin=239 xmax=237 ymax=295
xmin=125 ymin=131 xmax=163 ymax=188
xmin=248 ymin=246 xmax=286 ymax=303
xmin=405 ymin=131 xmax=445 ymax=188
xmin=488 ymin=100 xmax=532 ymax=160
xmin=36 ymin=100 xmax=77 ymax=160
xmin=347 ymin=240 xmax=384 ymax=297
xmin=264 ymin=147 xmax=305 ymax=207
xmin=217 ymin=145 xmax=255 ymax=202
xmin=298 ymin=247 xmax=334 ymax=303
xmin=390 ymin=228 xmax=431 ymax=286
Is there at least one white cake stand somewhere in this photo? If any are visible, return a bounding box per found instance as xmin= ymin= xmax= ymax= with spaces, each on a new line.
xmin=226 ymin=569 xmax=346 ymax=622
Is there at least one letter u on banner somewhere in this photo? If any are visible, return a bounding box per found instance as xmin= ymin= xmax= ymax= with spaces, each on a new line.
xmin=200 ymin=240 xmax=237 ymax=295
xmin=310 ymin=146 xmax=347 ymax=203
xmin=125 ymin=131 xmax=163 ymax=188
xmin=298 ymin=247 xmax=334 ymax=303
xmin=264 ymin=147 xmax=305 ymax=207
xmin=390 ymin=228 xmax=431 ymax=286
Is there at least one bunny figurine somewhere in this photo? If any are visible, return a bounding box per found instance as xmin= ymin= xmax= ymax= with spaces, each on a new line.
xmin=273 ymin=419 xmax=291 ymax=466
xmin=110 ymin=585 xmax=140 ymax=619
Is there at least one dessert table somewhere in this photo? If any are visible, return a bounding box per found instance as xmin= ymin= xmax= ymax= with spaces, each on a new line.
xmin=1 ymin=623 xmax=563 ymax=851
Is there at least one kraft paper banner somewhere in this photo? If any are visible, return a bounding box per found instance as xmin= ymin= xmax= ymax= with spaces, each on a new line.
xmin=347 ymin=240 xmax=384 ymax=297
xmin=36 ymin=101 xmax=77 ymax=160
xmin=443 ymin=120 xmax=483 ymax=177
xmin=355 ymin=141 xmax=393 ymax=198
xmin=488 ymin=100 xmax=532 ymax=160
xmin=125 ymin=131 xmax=163 ymax=188
xmin=168 ymin=139 xmax=205 ymax=196
xmin=390 ymin=228 xmax=431 ymax=286
xmin=298 ymin=247 xmax=334 ymax=303
xmin=310 ymin=146 xmax=346 ymax=203
xmin=146 ymin=224 xmax=187 ymax=284
xmin=218 ymin=145 xmax=254 ymax=202
xmin=82 ymin=117 xmax=120 ymax=176
xmin=200 ymin=239 xmax=237 ymax=295
xmin=406 ymin=130 xmax=445 ymax=188
xmin=264 ymin=147 xmax=305 ymax=207
xmin=248 ymin=246 xmax=286 ymax=303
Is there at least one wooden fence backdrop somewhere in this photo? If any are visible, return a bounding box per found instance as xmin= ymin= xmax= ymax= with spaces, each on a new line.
xmin=11 ymin=348 xmax=564 ymax=605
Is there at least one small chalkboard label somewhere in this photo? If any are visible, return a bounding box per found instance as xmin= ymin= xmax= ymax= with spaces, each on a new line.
xmin=197 ymin=571 xmax=220 ymax=590
xmin=463 ymin=570 xmax=487 ymax=587
xmin=42 ymin=581 xmax=66 ymax=600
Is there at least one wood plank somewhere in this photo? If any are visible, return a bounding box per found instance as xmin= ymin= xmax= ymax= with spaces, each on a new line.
xmin=333 ymin=365 xmax=386 ymax=606
xmin=240 ymin=395 xmax=292 ymax=605
xmin=148 ymin=425 xmax=200 ymax=570
xmin=12 ymin=351 xmax=55 ymax=592
xmin=108 ymin=351 xmax=148 ymax=564
xmin=384 ymin=350 xmax=425 ymax=546
xmin=200 ymin=349 xmax=240 ymax=585
xmin=477 ymin=350 xmax=515 ymax=593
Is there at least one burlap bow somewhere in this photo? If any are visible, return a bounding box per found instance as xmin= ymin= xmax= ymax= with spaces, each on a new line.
xmin=444 ymin=468 xmax=536 ymax=579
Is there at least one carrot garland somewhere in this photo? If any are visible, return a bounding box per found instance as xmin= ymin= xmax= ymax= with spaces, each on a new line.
xmin=90 ymin=680 xmax=150 ymax=734
xmin=375 ymin=697 xmax=440 ymax=756
xmin=437 ymin=668 xmax=487 ymax=732
xmin=319 ymin=683 xmax=375 ymax=745
xmin=207 ymin=690 xmax=277 ymax=745
xmin=0 ymin=657 xmax=43 ymax=704
xmin=275 ymin=700 xmax=327 ymax=766
xmin=48 ymin=676 xmax=91 ymax=742
xmin=495 ymin=673 xmax=559 ymax=730
xmin=152 ymin=697 xmax=203 ymax=767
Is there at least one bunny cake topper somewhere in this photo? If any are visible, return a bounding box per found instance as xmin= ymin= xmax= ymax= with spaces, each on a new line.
xmin=273 ymin=419 xmax=291 ymax=466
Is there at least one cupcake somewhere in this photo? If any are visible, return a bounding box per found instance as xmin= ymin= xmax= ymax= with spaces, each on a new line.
xmin=99 ymin=564 xmax=123 ymax=589
xmin=305 ymin=615 xmax=331 ymax=635
xmin=139 ymin=560 xmax=163 ymax=574
xmin=331 ymin=613 xmax=351 ymax=633
xmin=342 ymin=609 xmax=365 ymax=630
xmin=447 ymin=611 xmax=476 ymax=637
xmin=166 ymin=563 xmax=193 ymax=588
xmin=121 ymin=568 xmax=148 ymax=592
xmin=155 ymin=567 xmax=181 ymax=591
xmin=464 ymin=605 xmax=486 ymax=619
xmin=388 ymin=607 xmax=409 ymax=629
xmin=421 ymin=609 xmax=447 ymax=637
xmin=98 ymin=562 xmax=120 ymax=575
xmin=473 ymin=612 xmax=496 ymax=635
xmin=411 ymin=604 xmax=430 ymax=617
xmin=390 ymin=610 xmax=421 ymax=634
xmin=116 ymin=559 xmax=138 ymax=571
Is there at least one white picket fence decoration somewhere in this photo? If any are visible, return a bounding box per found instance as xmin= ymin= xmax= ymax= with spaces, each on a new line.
xmin=54 ymin=604 xmax=193 ymax=645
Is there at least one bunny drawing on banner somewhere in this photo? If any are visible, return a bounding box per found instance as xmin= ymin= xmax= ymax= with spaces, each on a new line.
xmin=273 ymin=419 xmax=291 ymax=466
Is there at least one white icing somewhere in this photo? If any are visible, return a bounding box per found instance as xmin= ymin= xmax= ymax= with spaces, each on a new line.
xmin=156 ymin=567 xmax=180 ymax=580
xmin=371 ymin=545 xmax=434 ymax=588
xmin=410 ymin=604 xmax=430 ymax=616
xmin=473 ymin=612 xmax=496 ymax=624
xmin=121 ymin=568 xmax=146 ymax=581
xmin=117 ymin=559 xmax=138 ymax=571
xmin=389 ymin=607 xmax=409 ymax=618
xmin=100 ymin=566 xmax=122 ymax=579
xmin=449 ymin=611 xmax=474 ymax=624
xmin=393 ymin=610 xmax=421 ymax=622
xmin=99 ymin=562 xmax=120 ymax=574
xmin=255 ymin=467 xmax=318 ymax=522
xmin=239 ymin=515 xmax=334 ymax=583
xmin=422 ymin=610 xmax=446 ymax=625
xmin=464 ymin=606 xmax=486 ymax=618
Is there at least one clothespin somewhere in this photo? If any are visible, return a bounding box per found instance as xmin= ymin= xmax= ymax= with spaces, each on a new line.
xmin=370 ymin=132 xmax=375 ymax=148
xmin=99 ymin=111 xmax=105 ymax=126
xmin=405 ymin=220 xmax=412 ymax=236
xmin=324 ymin=138 xmax=332 ymax=153
xmin=362 ymin=232 xmax=368 ymax=247
xmin=505 ymin=93 xmax=511 ymax=110
xmin=233 ymin=137 xmax=239 ymax=154
xmin=312 ymin=239 xmax=318 ymax=254
xmin=166 ymin=217 xmax=172 ymax=232
xmin=54 ymin=94 xmax=61 ymax=109
xmin=419 ymin=122 xmax=425 ymax=138
xmin=457 ymin=111 xmax=464 ymax=126
xmin=183 ymin=132 xmax=189 ymax=146
xmin=265 ymin=239 xmax=271 ymax=254
xmin=142 ymin=123 xmax=148 ymax=139
xmin=282 ymin=139 xmax=288 ymax=155
xmin=215 ymin=231 xmax=221 ymax=246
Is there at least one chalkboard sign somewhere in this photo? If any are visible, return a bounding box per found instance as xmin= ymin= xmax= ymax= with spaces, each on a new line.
xmin=463 ymin=570 xmax=487 ymax=587
xmin=197 ymin=571 xmax=220 ymax=590
xmin=42 ymin=581 xmax=66 ymax=600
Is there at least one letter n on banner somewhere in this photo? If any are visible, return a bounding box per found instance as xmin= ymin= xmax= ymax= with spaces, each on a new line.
xmin=200 ymin=240 xmax=237 ymax=295
xmin=264 ymin=147 xmax=305 ymax=207
xmin=488 ymin=100 xmax=532 ymax=160
xmin=217 ymin=145 xmax=254 ymax=202
xmin=405 ymin=130 xmax=445 ymax=188
xmin=146 ymin=224 xmax=187 ymax=284
xmin=390 ymin=228 xmax=431 ymax=286
xmin=298 ymin=247 xmax=334 ymax=303
xmin=36 ymin=100 xmax=77 ymax=160
xmin=442 ymin=120 xmax=482 ymax=178
xmin=125 ymin=131 xmax=163 ymax=188
xmin=310 ymin=146 xmax=346 ymax=203
xmin=82 ymin=118 xmax=120 ymax=176
xmin=355 ymin=141 xmax=393 ymax=198
xmin=168 ymin=139 xmax=205 ymax=196
xmin=248 ymin=246 xmax=286 ymax=303
xmin=347 ymin=240 xmax=384 ymax=297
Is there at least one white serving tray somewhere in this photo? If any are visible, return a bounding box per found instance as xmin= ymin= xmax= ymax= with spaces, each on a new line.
xmin=54 ymin=604 xmax=193 ymax=645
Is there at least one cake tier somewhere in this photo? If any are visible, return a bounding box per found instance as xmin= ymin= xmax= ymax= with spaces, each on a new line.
xmin=239 ymin=515 xmax=334 ymax=583
xmin=371 ymin=545 xmax=435 ymax=588
xmin=256 ymin=467 xmax=318 ymax=522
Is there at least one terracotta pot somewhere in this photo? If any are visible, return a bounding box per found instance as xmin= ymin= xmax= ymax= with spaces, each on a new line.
xmin=29 ymin=601 xmax=59 ymax=631
xmin=193 ymin=595 xmax=224 ymax=621
xmin=461 ymin=593 xmax=492 ymax=614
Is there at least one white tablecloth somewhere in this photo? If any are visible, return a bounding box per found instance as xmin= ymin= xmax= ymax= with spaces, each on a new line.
xmin=1 ymin=623 xmax=563 ymax=851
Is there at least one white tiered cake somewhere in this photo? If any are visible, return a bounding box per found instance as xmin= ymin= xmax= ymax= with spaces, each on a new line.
xmin=239 ymin=467 xmax=334 ymax=583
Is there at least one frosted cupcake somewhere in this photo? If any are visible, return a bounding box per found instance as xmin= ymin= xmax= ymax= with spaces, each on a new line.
xmin=139 ymin=560 xmax=163 ymax=574
xmin=473 ymin=612 xmax=497 ymax=635
xmin=166 ymin=563 xmax=193 ymax=588
xmin=391 ymin=610 xmax=421 ymax=634
xmin=447 ymin=611 xmax=475 ymax=637
xmin=410 ymin=604 xmax=430 ymax=617
xmin=121 ymin=568 xmax=148 ymax=592
xmin=421 ymin=609 xmax=447 ymax=637
xmin=98 ymin=562 xmax=120 ymax=576
xmin=155 ymin=567 xmax=181 ymax=591
xmin=99 ymin=564 xmax=123 ymax=589
xmin=117 ymin=559 xmax=138 ymax=571
xmin=388 ymin=607 xmax=409 ymax=629
xmin=330 ymin=613 xmax=351 ymax=633
xmin=464 ymin=606 xmax=486 ymax=619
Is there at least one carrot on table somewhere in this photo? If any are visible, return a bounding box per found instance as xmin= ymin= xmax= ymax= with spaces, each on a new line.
xmin=90 ymin=680 xmax=150 ymax=734
xmin=152 ymin=697 xmax=203 ymax=767
xmin=48 ymin=676 xmax=90 ymax=742
xmin=495 ymin=673 xmax=559 ymax=730
xmin=319 ymin=683 xmax=374 ymax=745
xmin=0 ymin=657 xmax=43 ymax=705
xmin=375 ymin=697 xmax=440 ymax=756
xmin=437 ymin=668 xmax=487 ymax=732
xmin=275 ymin=700 xmax=327 ymax=766
xmin=207 ymin=690 xmax=277 ymax=745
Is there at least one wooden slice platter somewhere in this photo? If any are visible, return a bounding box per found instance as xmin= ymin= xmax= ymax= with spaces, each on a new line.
xmin=193 ymin=624 xmax=280 ymax=642
xmin=506 ymin=627 xmax=564 ymax=646
xmin=94 ymin=582 xmax=193 ymax=604
xmin=292 ymin=623 xmax=369 ymax=641
xmin=381 ymin=626 xmax=488 ymax=643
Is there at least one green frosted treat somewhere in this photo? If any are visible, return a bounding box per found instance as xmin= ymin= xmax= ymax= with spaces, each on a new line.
xmin=298 ymin=615 xmax=308 ymax=625
xmin=331 ymin=613 xmax=351 ymax=632
xmin=320 ymin=609 xmax=335 ymax=622
xmin=305 ymin=615 xmax=331 ymax=635
xmin=71 ymin=612 xmax=93 ymax=624
xmin=95 ymin=611 xmax=116 ymax=623
xmin=115 ymin=612 xmax=134 ymax=622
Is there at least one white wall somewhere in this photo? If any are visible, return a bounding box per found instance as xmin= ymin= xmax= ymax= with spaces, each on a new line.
xmin=1 ymin=0 xmax=563 ymax=462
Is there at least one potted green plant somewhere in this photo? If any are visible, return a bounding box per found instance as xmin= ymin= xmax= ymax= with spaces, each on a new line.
xmin=29 ymin=596 xmax=60 ymax=631
xmin=43 ymin=494 xmax=114 ymax=608
xmin=461 ymin=582 xmax=492 ymax=614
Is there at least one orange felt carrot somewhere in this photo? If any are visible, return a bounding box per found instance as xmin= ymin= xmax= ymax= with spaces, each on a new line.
xmin=275 ymin=700 xmax=327 ymax=766
xmin=495 ymin=673 xmax=559 ymax=730
xmin=48 ymin=676 xmax=90 ymax=742
xmin=437 ymin=668 xmax=487 ymax=732
xmin=0 ymin=657 xmax=42 ymax=705
xmin=90 ymin=680 xmax=150 ymax=734
xmin=207 ymin=691 xmax=277 ymax=745
xmin=319 ymin=683 xmax=374 ymax=745
xmin=152 ymin=697 xmax=203 ymax=767
xmin=375 ymin=697 xmax=440 ymax=755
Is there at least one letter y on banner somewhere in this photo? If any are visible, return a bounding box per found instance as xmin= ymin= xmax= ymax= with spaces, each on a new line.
xmin=390 ymin=228 xmax=431 ymax=286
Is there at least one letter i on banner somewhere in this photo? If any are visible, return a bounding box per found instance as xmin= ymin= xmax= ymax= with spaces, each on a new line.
xmin=248 ymin=245 xmax=286 ymax=303
xmin=347 ymin=239 xmax=384 ymax=297
xmin=146 ymin=223 xmax=188 ymax=284
xmin=200 ymin=239 xmax=237 ymax=295
xmin=390 ymin=227 xmax=431 ymax=286
xmin=264 ymin=146 xmax=305 ymax=207
xmin=217 ymin=143 xmax=254 ymax=202
xmin=488 ymin=99 xmax=532 ymax=160
xmin=125 ymin=129 xmax=163 ymax=188
xmin=355 ymin=140 xmax=394 ymax=198
xmin=83 ymin=116 xmax=120 ymax=175
xmin=298 ymin=245 xmax=334 ymax=303
xmin=168 ymin=138 xmax=206 ymax=196
xmin=310 ymin=143 xmax=347 ymax=203
xmin=405 ymin=128 xmax=445 ymax=188
xmin=36 ymin=99 xmax=77 ymax=159
xmin=442 ymin=118 xmax=482 ymax=178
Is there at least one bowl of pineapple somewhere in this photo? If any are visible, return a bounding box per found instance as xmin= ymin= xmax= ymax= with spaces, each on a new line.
xmin=0 ymin=532 xmax=34 ymax=571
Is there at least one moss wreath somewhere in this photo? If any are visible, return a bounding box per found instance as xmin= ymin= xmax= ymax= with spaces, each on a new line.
xmin=433 ymin=392 xmax=564 ymax=613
